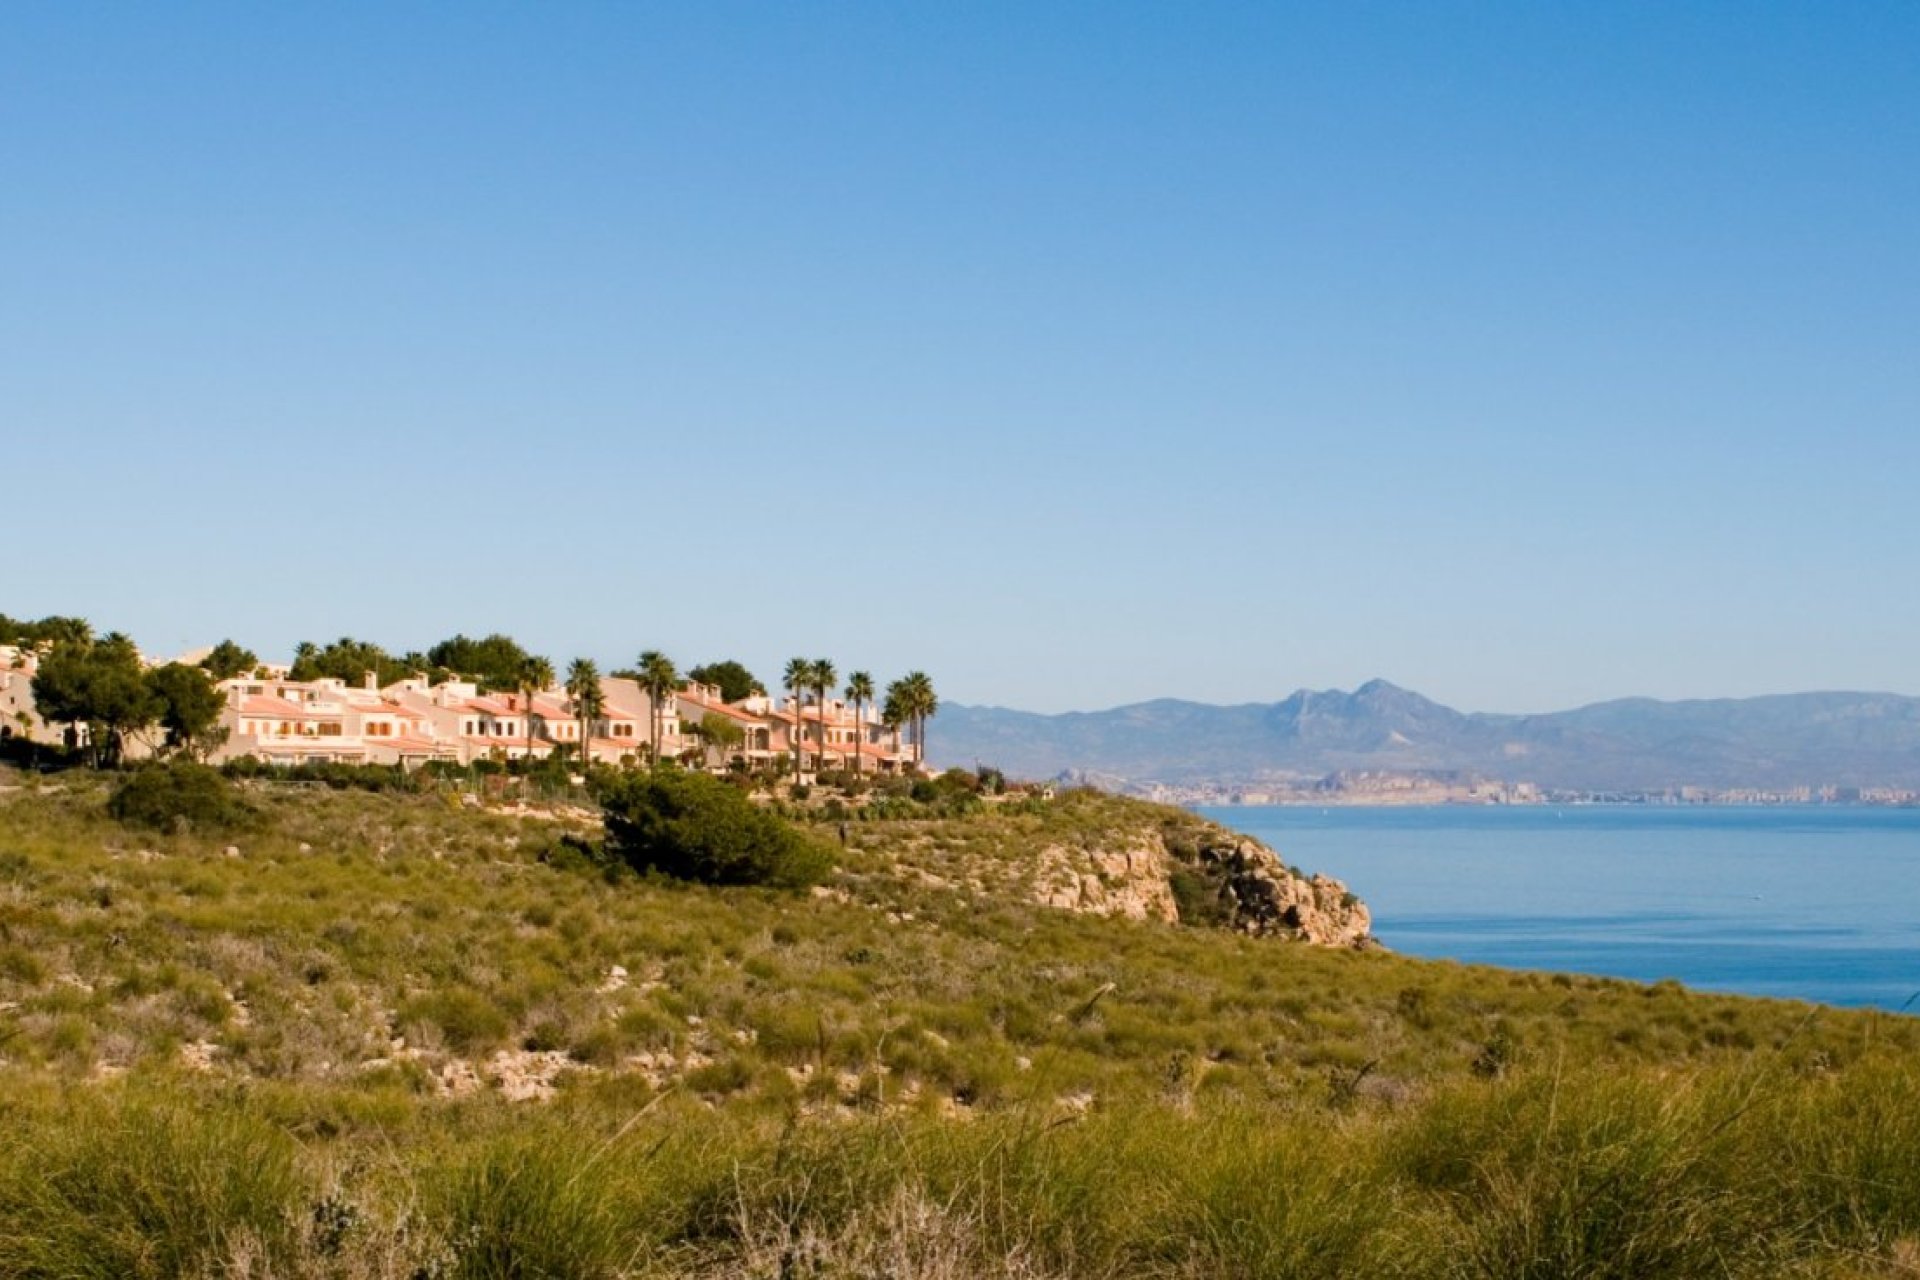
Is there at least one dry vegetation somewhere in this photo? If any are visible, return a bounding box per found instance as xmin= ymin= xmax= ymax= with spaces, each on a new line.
xmin=2 ymin=766 xmax=1919 ymax=1277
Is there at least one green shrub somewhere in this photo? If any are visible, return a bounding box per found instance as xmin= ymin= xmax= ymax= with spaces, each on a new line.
xmin=400 ymin=987 xmax=511 ymax=1054
xmin=107 ymin=762 xmax=254 ymax=833
xmin=1169 ymin=867 xmax=1230 ymax=927
xmin=602 ymin=768 xmax=831 ymax=888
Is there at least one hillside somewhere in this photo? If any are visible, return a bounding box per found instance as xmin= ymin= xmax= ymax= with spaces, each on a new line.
xmin=2 ymin=768 xmax=1919 ymax=1277
xmin=939 ymin=679 xmax=1920 ymax=791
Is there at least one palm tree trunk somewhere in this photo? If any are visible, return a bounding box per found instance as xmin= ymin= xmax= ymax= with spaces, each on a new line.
xmin=853 ymin=697 xmax=862 ymax=775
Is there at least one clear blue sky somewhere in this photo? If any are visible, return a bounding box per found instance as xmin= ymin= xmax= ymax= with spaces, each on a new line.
xmin=4 ymin=4 xmax=1916 ymax=713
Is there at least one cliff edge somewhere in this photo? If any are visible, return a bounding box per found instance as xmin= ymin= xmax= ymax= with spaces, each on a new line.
xmin=1034 ymin=809 xmax=1372 ymax=947
xmin=860 ymin=791 xmax=1371 ymax=948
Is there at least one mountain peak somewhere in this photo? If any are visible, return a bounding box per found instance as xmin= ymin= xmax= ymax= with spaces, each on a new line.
xmin=1354 ymin=678 xmax=1409 ymax=699
xmin=936 ymin=685 xmax=1920 ymax=792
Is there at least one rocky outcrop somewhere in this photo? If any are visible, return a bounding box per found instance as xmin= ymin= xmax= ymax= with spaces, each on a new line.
xmin=1030 ymin=819 xmax=1371 ymax=947
xmin=1034 ymin=835 xmax=1179 ymax=923
xmin=1187 ymin=832 xmax=1373 ymax=947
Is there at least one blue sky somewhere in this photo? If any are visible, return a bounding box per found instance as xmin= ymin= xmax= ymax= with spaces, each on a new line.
xmin=4 ymin=3 xmax=1916 ymax=713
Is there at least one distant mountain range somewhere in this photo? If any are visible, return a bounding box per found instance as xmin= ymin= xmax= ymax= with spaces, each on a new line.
xmin=935 ymin=680 xmax=1920 ymax=792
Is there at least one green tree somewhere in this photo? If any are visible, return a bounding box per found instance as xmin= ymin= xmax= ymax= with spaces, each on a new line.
xmin=902 ymin=670 xmax=939 ymax=768
xmin=884 ymin=672 xmax=939 ymax=769
xmin=146 ymin=663 xmax=227 ymax=760
xmin=637 ymin=650 xmax=678 ymax=765
xmin=693 ymin=712 xmax=745 ymax=772
xmin=428 ymin=633 xmax=535 ymax=692
xmin=880 ymin=686 xmax=906 ymax=766
xmin=517 ymin=655 xmax=556 ymax=757
xmin=686 ymin=660 xmax=765 ymax=704
xmin=810 ymin=658 xmax=836 ymax=774
xmin=198 ymin=639 xmax=259 ymax=681
xmin=783 ymin=657 xmax=812 ymax=780
xmin=601 ymin=768 xmax=828 ymax=887
xmin=287 ymin=637 xmax=408 ymax=687
xmin=31 ymin=634 xmax=158 ymax=767
xmin=565 ymin=657 xmax=604 ymax=766
xmin=0 ymin=614 xmax=93 ymax=649
xmin=844 ymin=671 xmax=874 ymax=774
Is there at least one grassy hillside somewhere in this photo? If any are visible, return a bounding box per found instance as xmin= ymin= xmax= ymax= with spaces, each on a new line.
xmin=2 ymin=768 xmax=1918 ymax=1277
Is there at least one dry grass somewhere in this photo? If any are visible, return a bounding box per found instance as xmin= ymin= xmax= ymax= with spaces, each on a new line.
xmin=2 ymin=768 xmax=1918 ymax=1276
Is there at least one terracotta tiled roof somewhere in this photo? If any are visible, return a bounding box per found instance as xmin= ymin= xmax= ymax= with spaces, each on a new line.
xmin=463 ymin=696 xmax=515 ymax=715
xmin=385 ymin=735 xmax=454 ymax=753
xmin=239 ymin=696 xmax=342 ymax=719
xmin=676 ymin=693 xmax=769 ymax=725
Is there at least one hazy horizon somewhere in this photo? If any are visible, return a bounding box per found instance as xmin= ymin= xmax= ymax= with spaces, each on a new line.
xmin=7 ymin=5 xmax=1916 ymax=715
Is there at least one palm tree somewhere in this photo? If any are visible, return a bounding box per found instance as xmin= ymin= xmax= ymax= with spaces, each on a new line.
xmin=900 ymin=671 xmax=938 ymax=768
xmin=809 ymin=658 xmax=836 ymax=774
xmin=783 ymin=657 xmax=811 ymax=780
xmin=844 ymin=671 xmax=874 ymax=775
xmin=637 ymin=650 xmax=678 ymax=766
xmin=882 ymin=679 xmax=908 ymax=771
xmin=565 ymin=658 xmax=603 ymax=768
xmin=518 ymin=655 xmax=555 ymax=758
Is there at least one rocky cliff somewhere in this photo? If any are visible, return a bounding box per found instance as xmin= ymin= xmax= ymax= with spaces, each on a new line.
xmin=847 ymin=791 xmax=1371 ymax=949
xmin=1033 ymin=814 xmax=1372 ymax=947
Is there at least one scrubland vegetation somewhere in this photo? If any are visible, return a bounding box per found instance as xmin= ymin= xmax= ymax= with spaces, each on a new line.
xmin=2 ymin=764 xmax=1919 ymax=1277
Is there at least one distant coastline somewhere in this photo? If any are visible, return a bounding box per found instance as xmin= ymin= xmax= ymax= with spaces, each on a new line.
xmin=938 ymin=680 xmax=1920 ymax=798
xmin=1115 ymin=773 xmax=1920 ymax=810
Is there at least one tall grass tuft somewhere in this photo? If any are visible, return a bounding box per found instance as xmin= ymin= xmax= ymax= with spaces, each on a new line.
xmin=1386 ymin=1068 xmax=1792 ymax=1279
xmin=430 ymin=1129 xmax=644 ymax=1280
xmin=0 ymin=1087 xmax=302 ymax=1278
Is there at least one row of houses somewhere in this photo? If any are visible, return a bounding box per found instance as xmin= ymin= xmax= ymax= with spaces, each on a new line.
xmin=0 ymin=645 xmax=915 ymax=774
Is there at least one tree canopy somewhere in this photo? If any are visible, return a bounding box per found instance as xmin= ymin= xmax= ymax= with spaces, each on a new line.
xmin=566 ymin=658 xmax=605 ymax=759
xmin=426 ymin=633 xmax=537 ymax=692
xmin=692 ymin=712 xmax=746 ymax=769
xmin=885 ymin=671 xmax=939 ymax=767
xmin=288 ymin=637 xmax=413 ymax=688
xmin=687 ymin=660 xmax=765 ymax=704
xmin=198 ymin=639 xmax=259 ymax=681
xmin=31 ymin=634 xmax=157 ymax=766
xmin=636 ymin=651 xmax=678 ymax=762
xmin=0 ymin=614 xmax=94 ymax=649
xmin=601 ymin=768 xmax=828 ymax=888
xmin=147 ymin=663 xmax=227 ymax=760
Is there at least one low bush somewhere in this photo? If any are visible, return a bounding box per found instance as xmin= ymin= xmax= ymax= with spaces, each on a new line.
xmin=107 ymin=762 xmax=255 ymax=832
xmin=221 ymin=756 xmax=415 ymax=792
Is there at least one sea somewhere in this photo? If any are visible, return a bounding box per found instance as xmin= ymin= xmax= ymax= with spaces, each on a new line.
xmin=1196 ymin=804 xmax=1920 ymax=1011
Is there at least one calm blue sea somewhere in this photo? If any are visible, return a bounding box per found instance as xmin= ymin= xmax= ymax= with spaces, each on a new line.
xmin=1196 ymin=805 xmax=1920 ymax=1011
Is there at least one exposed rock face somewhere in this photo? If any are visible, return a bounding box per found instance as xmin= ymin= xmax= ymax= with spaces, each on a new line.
xmin=1030 ymin=820 xmax=1370 ymax=947
xmin=1034 ymin=835 xmax=1179 ymax=923
xmin=1191 ymin=833 xmax=1373 ymax=947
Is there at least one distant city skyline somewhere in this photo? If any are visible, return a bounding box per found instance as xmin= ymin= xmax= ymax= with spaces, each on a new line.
xmin=5 ymin=5 xmax=1916 ymax=715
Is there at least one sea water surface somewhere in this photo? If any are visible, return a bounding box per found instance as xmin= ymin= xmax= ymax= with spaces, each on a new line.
xmin=1196 ymin=805 xmax=1920 ymax=1010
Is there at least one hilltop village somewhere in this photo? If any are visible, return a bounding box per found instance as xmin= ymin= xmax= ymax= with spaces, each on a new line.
xmin=0 ymin=625 xmax=932 ymax=777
